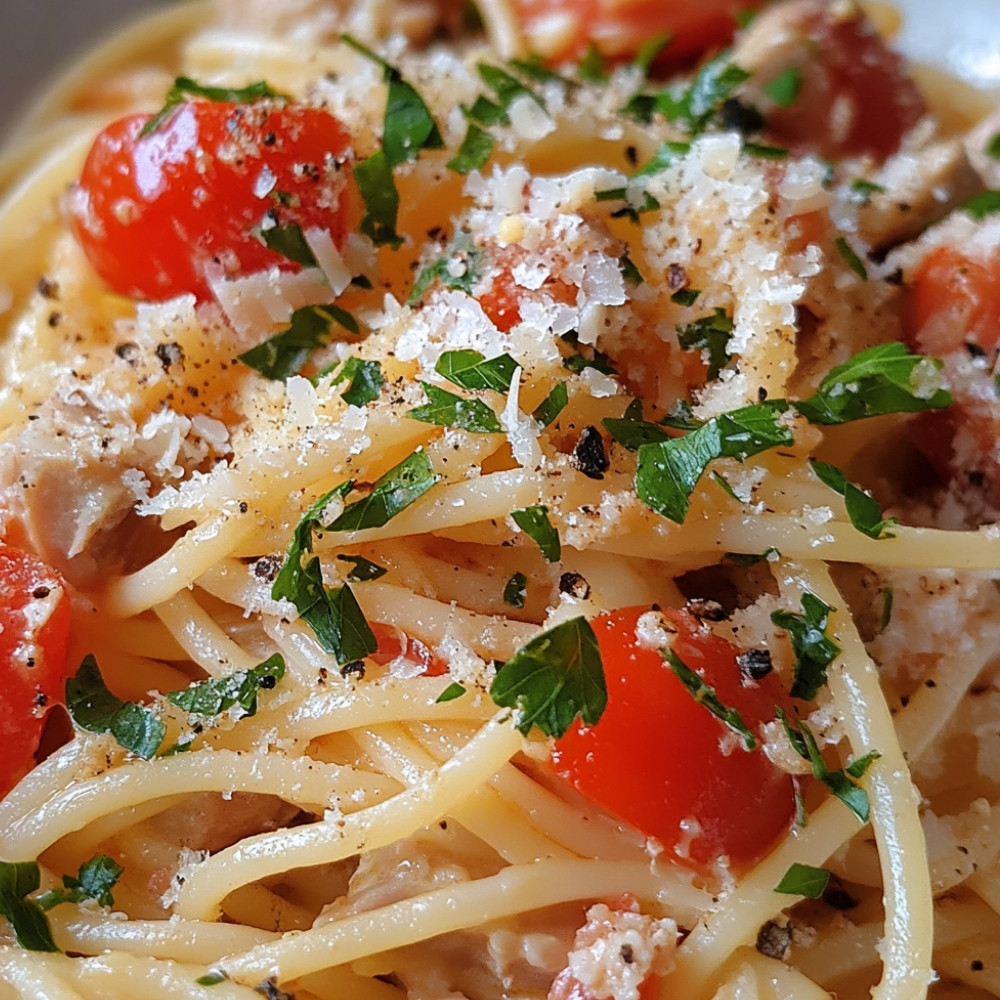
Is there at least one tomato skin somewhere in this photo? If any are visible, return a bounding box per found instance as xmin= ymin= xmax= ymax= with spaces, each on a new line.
xmin=369 ymin=622 xmax=447 ymax=677
xmin=510 ymin=0 xmax=757 ymax=65
xmin=70 ymin=102 xmax=354 ymax=302
xmin=552 ymin=608 xmax=794 ymax=873
xmin=751 ymin=0 xmax=924 ymax=163
xmin=0 ymin=546 xmax=73 ymax=799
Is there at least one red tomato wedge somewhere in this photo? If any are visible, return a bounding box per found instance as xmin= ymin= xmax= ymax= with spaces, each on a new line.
xmin=0 ymin=545 xmax=73 ymax=799
xmin=369 ymin=622 xmax=447 ymax=676
xmin=552 ymin=607 xmax=794 ymax=873
xmin=70 ymin=101 xmax=354 ymax=303
xmin=510 ymin=0 xmax=757 ymax=65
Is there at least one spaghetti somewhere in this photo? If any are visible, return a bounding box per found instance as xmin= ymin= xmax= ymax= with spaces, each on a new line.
xmin=1 ymin=1 xmax=999 ymax=998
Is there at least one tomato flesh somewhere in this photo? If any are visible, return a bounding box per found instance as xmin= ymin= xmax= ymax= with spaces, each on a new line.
xmin=510 ymin=0 xmax=758 ymax=65
xmin=70 ymin=102 xmax=354 ymax=302
xmin=0 ymin=545 xmax=73 ymax=798
xmin=552 ymin=607 xmax=794 ymax=873
xmin=754 ymin=0 xmax=924 ymax=163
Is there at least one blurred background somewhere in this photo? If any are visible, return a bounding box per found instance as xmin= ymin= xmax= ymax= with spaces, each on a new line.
xmin=1 ymin=0 xmax=999 ymax=145
xmin=1 ymin=0 xmax=163 ymax=141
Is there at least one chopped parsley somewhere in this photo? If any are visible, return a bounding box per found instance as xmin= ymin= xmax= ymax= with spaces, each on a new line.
xmin=239 ymin=304 xmax=359 ymax=381
xmin=671 ymin=287 xmax=701 ymax=307
xmin=770 ymin=591 xmax=841 ymax=701
xmin=676 ymin=307 xmax=734 ymax=380
xmin=635 ymin=402 xmax=793 ymax=523
xmin=327 ymin=357 xmax=385 ymax=406
xmin=958 ymin=190 xmax=1000 ymax=221
xmin=66 ymin=655 xmax=166 ymax=760
xmin=835 ymin=236 xmax=868 ymax=280
xmin=354 ymin=149 xmax=402 ymax=248
xmin=510 ymin=505 xmax=561 ymax=562
xmin=602 ymin=412 xmax=671 ymax=451
xmin=336 ymin=554 xmax=388 ymax=582
xmin=436 ymin=349 xmax=518 ymax=392
xmin=763 ymin=67 xmax=801 ymax=108
xmin=408 ymin=381 xmax=503 ymax=433
xmin=477 ymin=63 xmax=546 ymax=123
xmin=447 ymin=122 xmax=495 ymax=174
xmin=532 ymin=382 xmax=569 ymax=428
xmin=490 ymin=617 xmax=606 ymax=738
xmin=409 ymin=234 xmax=484 ymax=303
xmin=436 ymin=682 xmax=467 ymax=703
xmin=0 ymin=862 xmax=58 ymax=952
xmin=810 ymin=459 xmax=897 ymax=539
xmin=663 ymin=647 xmax=757 ymax=750
xmin=37 ymin=856 xmax=123 ymax=912
xmin=657 ymin=50 xmax=751 ymax=135
xmin=503 ymin=571 xmax=528 ymax=608
xmin=777 ymin=709 xmax=878 ymax=824
xmin=849 ymin=179 xmax=885 ymax=205
xmin=258 ymin=220 xmax=319 ymax=268
xmin=142 ymin=77 xmax=287 ymax=136
xmin=168 ymin=655 xmax=285 ymax=717
xmin=775 ymin=863 xmax=831 ymax=898
xmin=327 ymin=449 xmax=441 ymax=532
xmin=987 ymin=132 xmax=1000 ymax=161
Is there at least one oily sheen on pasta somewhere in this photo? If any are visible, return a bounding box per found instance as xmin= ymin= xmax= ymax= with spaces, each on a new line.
xmin=1 ymin=1 xmax=1000 ymax=998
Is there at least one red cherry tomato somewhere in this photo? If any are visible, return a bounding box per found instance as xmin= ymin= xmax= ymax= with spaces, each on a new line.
xmin=552 ymin=607 xmax=794 ymax=873
xmin=510 ymin=0 xmax=758 ymax=65
xmin=369 ymin=622 xmax=447 ymax=676
xmin=0 ymin=545 xmax=73 ymax=799
xmin=70 ymin=101 xmax=354 ymax=302
xmin=905 ymin=244 xmax=1000 ymax=501
xmin=752 ymin=0 xmax=924 ymax=163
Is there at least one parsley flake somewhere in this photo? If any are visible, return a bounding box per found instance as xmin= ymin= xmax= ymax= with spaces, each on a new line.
xmin=258 ymin=220 xmax=319 ymax=268
xmin=775 ymin=863 xmax=830 ymax=898
xmin=142 ymin=77 xmax=287 ymax=136
xmin=168 ymin=654 xmax=285 ymax=717
xmin=511 ymin=505 xmax=561 ymax=562
xmin=810 ymin=459 xmax=897 ymax=539
xmin=408 ymin=382 xmax=503 ymax=433
xmin=0 ymin=862 xmax=58 ymax=952
xmin=834 ymin=236 xmax=868 ymax=280
xmin=328 ymin=357 xmax=384 ymax=406
xmin=436 ymin=682 xmax=467 ymax=703
xmin=436 ymin=349 xmax=518 ymax=392
xmin=490 ymin=617 xmax=606 ymax=737
xmin=37 ymin=856 xmax=124 ymax=912
xmin=336 ymin=554 xmax=388 ymax=582
xmin=770 ymin=591 xmax=841 ymax=701
xmin=66 ymin=655 xmax=166 ymax=760
xmin=764 ymin=67 xmax=801 ymax=108
xmin=503 ymin=571 xmax=528 ymax=608
xmin=532 ymin=382 xmax=569 ymax=428
xmin=676 ymin=307 xmax=734 ymax=380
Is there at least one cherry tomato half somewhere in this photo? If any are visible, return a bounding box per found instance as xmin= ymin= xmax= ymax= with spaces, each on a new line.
xmin=552 ymin=607 xmax=794 ymax=874
xmin=0 ymin=545 xmax=73 ymax=799
xmin=70 ymin=101 xmax=354 ymax=302
xmin=510 ymin=0 xmax=757 ymax=65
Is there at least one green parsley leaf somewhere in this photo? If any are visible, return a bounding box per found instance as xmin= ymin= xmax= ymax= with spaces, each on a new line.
xmin=510 ymin=505 xmax=561 ymax=562
xmin=633 ymin=140 xmax=691 ymax=178
xmin=987 ymin=133 xmax=1000 ymax=161
xmin=770 ymin=591 xmax=841 ymax=701
xmin=408 ymin=381 xmax=503 ymax=433
xmin=355 ymin=149 xmax=403 ymax=248
xmin=141 ymin=77 xmax=286 ymax=137
xmin=660 ymin=398 xmax=701 ymax=430
xmin=341 ymin=35 xmax=443 ymax=167
xmin=620 ymin=255 xmax=644 ymax=285
xmin=846 ymin=749 xmax=882 ymax=779
xmin=561 ymin=334 xmax=619 ymax=376
xmin=735 ymin=8 xmax=759 ymax=28
xmin=240 ymin=304 xmax=359 ymax=381
xmin=775 ymin=862 xmax=830 ymax=898
xmin=307 ymin=579 xmax=378 ymax=663
xmin=447 ymin=122 xmax=495 ymax=174
xmin=490 ymin=617 xmax=606 ymax=737
xmin=724 ymin=547 xmax=779 ymax=567
xmin=764 ymin=67 xmax=801 ymax=108
xmin=66 ymin=655 xmax=165 ymax=759
xmin=795 ymin=343 xmax=951 ymax=425
xmin=532 ymin=382 xmax=569 ymax=428
xmin=509 ymin=55 xmax=568 ymax=85
xmin=602 ymin=414 xmax=671 ymax=451
xmin=478 ymin=63 xmax=546 ymax=122
xmin=635 ymin=402 xmax=793 ymax=523
xmin=328 ymin=357 xmax=385 ymax=406
xmin=336 ymin=554 xmax=388 ymax=582
xmin=258 ymin=220 xmax=319 ymax=268
xmin=328 ymin=449 xmax=441 ymax=532
xmin=742 ymin=142 xmax=789 ymax=160
xmin=958 ymin=190 xmax=1000 ymax=221
xmin=777 ymin=710 xmax=873 ymax=824
xmin=577 ymin=44 xmax=608 ymax=83
xmin=168 ymin=654 xmax=285 ymax=717
xmin=810 ymin=459 xmax=897 ymax=539
xmin=658 ymin=51 xmax=750 ymax=134
xmin=196 ymin=973 xmax=227 ymax=986
xmin=465 ymin=94 xmax=507 ymax=127
xmin=834 ymin=236 xmax=867 ymax=280
xmin=849 ymin=179 xmax=885 ymax=205
xmin=37 ymin=856 xmax=124 ymax=912
xmin=671 ymin=287 xmax=701 ymax=307
xmin=663 ymin=647 xmax=756 ymax=749
xmin=676 ymin=307 xmax=733 ymax=380
xmin=503 ymin=571 xmax=528 ymax=608
xmin=436 ymin=682 xmax=467 ymax=703
xmin=634 ymin=32 xmax=673 ymax=75
xmin=409 ymin=234 xmax=483 ymax=304
xmin=436 ymin=349 xmax=518 ymax=392
xmin=0 ymin=862 xmax=58 ymax=952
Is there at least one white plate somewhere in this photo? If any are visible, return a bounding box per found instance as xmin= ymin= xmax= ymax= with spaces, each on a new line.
xmin=0 ymin=1 xmax=997 ymax=140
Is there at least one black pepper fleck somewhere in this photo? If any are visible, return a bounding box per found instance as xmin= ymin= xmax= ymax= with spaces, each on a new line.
xmin=572 ymin=426 xmax=609 ymax=480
